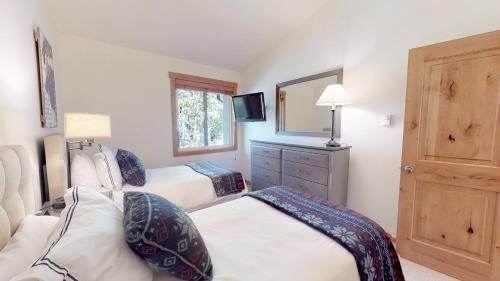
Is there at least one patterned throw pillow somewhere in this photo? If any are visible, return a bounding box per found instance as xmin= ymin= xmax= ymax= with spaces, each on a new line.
xmin=116 ymin=149 xmax=146 ymax=187
xmin=123 ymin=192 xmax=213 ymax=281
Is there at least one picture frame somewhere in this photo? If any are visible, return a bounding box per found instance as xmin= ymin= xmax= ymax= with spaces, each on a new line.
xmin=34 ymin=27 xmax=58 ymax=128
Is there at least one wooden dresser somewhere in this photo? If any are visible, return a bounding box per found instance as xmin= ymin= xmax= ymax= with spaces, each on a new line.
xmin=250 ymin=139 xmax=351 ymax=205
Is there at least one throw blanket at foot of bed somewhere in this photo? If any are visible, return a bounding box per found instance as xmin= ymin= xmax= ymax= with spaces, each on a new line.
xmin=186 ymin=161 xmax=245 ymax=197
xmin=245 ymin=186 xmax=405 ymax=281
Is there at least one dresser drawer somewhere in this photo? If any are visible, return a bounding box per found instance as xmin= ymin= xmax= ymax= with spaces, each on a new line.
xmin=252 ymin=145 xmax=281 ymax=159
xmin=251 ymin=177 xmax=276 ymax=191
xmin=252 ymin=165 xmax=280 ymax=185
xmin=283 ymin=150 xmax=329 ymax=168
xmin=283 ymin=175 xmax=327 ymax=199
xmin=252 ymin=154 xmax=281 ymax=172
xmin=283 ymin=161 xmax=328 ymax=185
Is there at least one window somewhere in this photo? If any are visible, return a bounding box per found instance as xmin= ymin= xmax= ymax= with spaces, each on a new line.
xmin=169 ymin=72 xmax=237 ymax=156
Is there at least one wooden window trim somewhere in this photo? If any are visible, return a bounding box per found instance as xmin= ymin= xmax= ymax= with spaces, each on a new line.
xmin=169 ymin=72 xmax=238 ymax=157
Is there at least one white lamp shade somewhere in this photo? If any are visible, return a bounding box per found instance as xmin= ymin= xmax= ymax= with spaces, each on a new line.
xmin=64 ymin=113 xmax=111 ymax=139
xmin=316 ymin=84 xmax=351 ymax=106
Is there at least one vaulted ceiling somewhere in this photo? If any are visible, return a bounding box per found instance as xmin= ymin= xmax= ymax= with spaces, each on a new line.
xmin=49 ymin=0 xmax=329 ymax=70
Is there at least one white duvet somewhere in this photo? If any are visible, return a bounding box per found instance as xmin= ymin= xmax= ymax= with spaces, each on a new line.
xmin=3 ymin=195 xmax=360 ymax=281
xmin=155 ymin=197 xmax=360 ymax=281
xmin=113 ymin=166 xmax=247 ymax=212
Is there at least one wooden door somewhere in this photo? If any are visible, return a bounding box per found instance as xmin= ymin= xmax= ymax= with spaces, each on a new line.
xmin=397 ymin=30 xmax=500 ymax=281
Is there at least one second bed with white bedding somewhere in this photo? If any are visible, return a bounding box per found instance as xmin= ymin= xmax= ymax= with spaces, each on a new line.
xmin=113 ymin=166 xmax=247 ymax=212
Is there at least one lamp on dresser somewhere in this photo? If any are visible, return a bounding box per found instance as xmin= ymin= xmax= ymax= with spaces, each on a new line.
xmin=315 ymin=84 xmax=350 ymax=147
xmin=64 ymin=113 xmax=111 ymax=185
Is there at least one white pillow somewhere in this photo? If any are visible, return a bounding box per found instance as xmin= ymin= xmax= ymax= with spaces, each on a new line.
xmin=93 ymin=144 xmax=122 ymax=190
xmin=71 ymin=153 xmax=101 ymax=190
xmin=0 ymin=215 xmax=58 ymax=280
xmin=11 ymin=186 xmax=153 ymax=281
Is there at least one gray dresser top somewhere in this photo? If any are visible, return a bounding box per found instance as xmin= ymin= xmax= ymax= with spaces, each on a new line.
xmin=250 ymin=138 xmax=351 ymax=151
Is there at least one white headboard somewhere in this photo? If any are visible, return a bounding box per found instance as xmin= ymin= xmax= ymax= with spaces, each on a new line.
xmin=44 ymin=134 xmax=68 ymax=201
xmin=0 ymin=146 xmax=35 ymax=250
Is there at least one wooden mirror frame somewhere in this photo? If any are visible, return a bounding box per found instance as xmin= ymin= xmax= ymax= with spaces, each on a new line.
xmin=275 ymin=68 xmax=344 ymax=137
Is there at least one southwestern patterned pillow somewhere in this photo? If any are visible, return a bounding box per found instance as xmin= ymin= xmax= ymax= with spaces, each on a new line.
xmin=116 ymin=149 xmax=146 ymax=186
xmin=123 ymin=192 xmax=213 ymax=281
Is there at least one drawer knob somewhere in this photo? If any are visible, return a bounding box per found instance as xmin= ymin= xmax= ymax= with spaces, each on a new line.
xmin=297 ymin=169 xmax=308 ymax=175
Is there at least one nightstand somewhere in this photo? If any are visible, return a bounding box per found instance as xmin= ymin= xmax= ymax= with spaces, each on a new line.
xmin=36 ymin=188 xmax=114 ymax=217
xmin=37 ymin=199 xmax=65 ymax=217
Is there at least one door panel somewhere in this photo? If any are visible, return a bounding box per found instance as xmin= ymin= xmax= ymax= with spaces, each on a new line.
xmin=413 ymin=181 xmax=495 ymax=260
xmin=416 ymin=161 xmax=500 ymax=192
xmin=423 ymin=56 xmax=500 ymax=164
xmin=398 ymin=30 xmax=500 ymax=281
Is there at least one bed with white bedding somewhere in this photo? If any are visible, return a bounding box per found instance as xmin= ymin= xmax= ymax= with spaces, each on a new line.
xmin=153 ymin=196 xmax=359 ymax=281
xmin=43 ymin=134 xmax=247 ymax=212
xmin=1 ymin=193 xmax=357 ymax=281
xmin=113 ymin=166 xmax=247 ymax=212
xmin=1 ymin=145 xmax=404 ymax=281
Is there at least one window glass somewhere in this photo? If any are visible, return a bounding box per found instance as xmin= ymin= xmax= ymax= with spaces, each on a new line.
xmin=177 ymin=89 xmax=205 ymax=149
xmin=176 ymin=89 xmax=233 ymax=149
xmin=207 ymin=92 xmax=232 ymax=146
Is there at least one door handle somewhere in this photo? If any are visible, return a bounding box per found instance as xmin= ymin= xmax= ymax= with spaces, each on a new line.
xmin=403 ymin=165 xmax=414 ymax=174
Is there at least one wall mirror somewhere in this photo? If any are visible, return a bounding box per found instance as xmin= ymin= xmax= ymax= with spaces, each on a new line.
xmin=276 ymin=68 xmax=343 ymax=137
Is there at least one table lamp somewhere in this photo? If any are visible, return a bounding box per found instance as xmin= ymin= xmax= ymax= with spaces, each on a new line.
xmin=316 ymin=84 xmax=350 ymax=147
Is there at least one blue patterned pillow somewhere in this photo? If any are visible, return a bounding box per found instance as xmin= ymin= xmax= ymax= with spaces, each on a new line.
xmin=123 ymin=192 xmax=213 ymax=281
xmin=116 ymin=149 xmax=146 ymax=186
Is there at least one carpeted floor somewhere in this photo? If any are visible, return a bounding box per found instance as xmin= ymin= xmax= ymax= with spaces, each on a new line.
xmin=400 ymin=258 xmax=459 ymax=281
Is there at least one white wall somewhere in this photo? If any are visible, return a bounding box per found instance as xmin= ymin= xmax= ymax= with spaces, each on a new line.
xmin=58 ymin=35 xmax=243 ymax=170
xmin=242 ymin=0 xmax=500 ymax=234
xmin=0 ymin=0 xmax=63 ymax=207
xmin=241 ymin=0 xmax=348 ymax=173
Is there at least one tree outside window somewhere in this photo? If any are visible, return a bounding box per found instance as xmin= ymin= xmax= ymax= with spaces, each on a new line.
xmin=170 ymin=72 xmax=237 ymax=156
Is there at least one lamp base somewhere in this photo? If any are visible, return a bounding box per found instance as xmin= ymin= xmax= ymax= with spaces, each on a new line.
xmin=325 ymin=138 xmax=341 ymax=147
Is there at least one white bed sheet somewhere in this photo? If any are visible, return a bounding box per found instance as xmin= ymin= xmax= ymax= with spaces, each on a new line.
xmin=113 ymin=166 xmax=247 ymax=212
xmin=154 ymin=197 xmax=360 ymax=281
xmin=0 ymin=215 xmax=59 ymax=280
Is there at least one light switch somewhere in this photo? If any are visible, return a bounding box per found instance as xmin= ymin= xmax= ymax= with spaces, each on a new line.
xmin=380 ymin=114 xmax=392 ymax=127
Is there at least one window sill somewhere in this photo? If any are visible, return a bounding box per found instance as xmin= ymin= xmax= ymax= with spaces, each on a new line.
xmin=174 ymin=145 xmax=237 ymax=157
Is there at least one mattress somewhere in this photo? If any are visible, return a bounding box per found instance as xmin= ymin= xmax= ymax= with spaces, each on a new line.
xmin=113 ymin=165 xmax=247 ymax=212
xmin=154 ymin=196 xmax=360 ymax=281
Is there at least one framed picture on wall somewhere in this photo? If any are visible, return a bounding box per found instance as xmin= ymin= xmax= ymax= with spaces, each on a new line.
xmin=34 ymin=26 xmax=58 ymax=128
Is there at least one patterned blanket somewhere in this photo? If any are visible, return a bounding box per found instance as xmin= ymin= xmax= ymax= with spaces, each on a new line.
xmin=245 ymin=186 xmax=405 ymax=281
xmin=186 ymin=161 xmax=245 ymax=197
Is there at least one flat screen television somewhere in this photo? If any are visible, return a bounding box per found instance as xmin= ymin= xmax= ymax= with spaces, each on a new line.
xmin=232 ymin=92 xmax=266 ymax=122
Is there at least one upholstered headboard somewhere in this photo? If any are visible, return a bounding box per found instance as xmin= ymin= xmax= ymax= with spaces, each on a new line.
xmin=0 ymin=146 xmax=35 ymax=250
xmin=44 ymin=134 xmax=68 ymax=201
